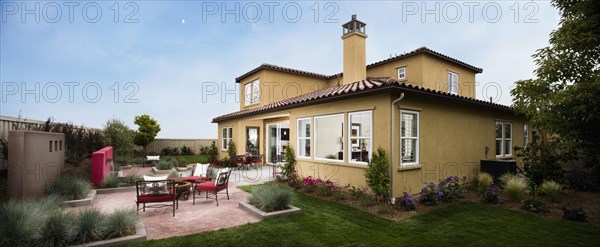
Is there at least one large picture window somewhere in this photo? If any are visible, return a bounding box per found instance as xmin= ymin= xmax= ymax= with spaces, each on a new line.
xmin=297 ymin=118 xmax=311 ymax=158
xmin=222 ymin=127 xmax=232 ymax=150
xmin=244 ymin=79 xmax=260 ymax=106
xmin=401 ymin=110 xmax=419 ymax=165
xmin=348 ymin=111 xmax=372 ymax=163
xmin=495 ymin=121 xmax=512 ymax=157
xmin=448 ymin=71 xmax=458 ymax=94
xmin=314 ymin=114 xmax=344 ymax=161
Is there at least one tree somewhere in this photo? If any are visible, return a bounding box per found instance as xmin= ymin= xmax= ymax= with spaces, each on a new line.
xmin=133 ymin=114 xmax=161 ymax=153
xmin=511 ymin=0 xmax=600 ymax=178
xmin=102 ymin=119 xmax=134 ymax=156
xmin=364 ymin=147 xmax=390 ymax=202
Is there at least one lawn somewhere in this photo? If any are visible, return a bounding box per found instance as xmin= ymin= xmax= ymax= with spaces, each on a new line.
xmin=126 ymin=192 xmax=599 ymax=247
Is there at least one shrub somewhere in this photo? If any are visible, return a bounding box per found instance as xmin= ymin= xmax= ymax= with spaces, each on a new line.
xmin=437 ymin=176 xmax=466 ymax=202
xmin=358 ymin=193 xmax=378 ymax=207
xmin=39 ymin=210 xmax=75 ymax=247
xmin=248 ymin=185 xmax=293 ymax=212
xmin=566 ymin=170 xmax=598 ymax=191
xmin=398 ymin=192 xmax=418 ymax=211
xmin=168 ymin=170 xmax=179 ymax=179
xmin=333 ymin=190 xmax=348 ymax=202
xmin=315 ymin=180 xmax=335 ymax=197
xmin=364 ymin=147 xmax=390 ymax=201
xmin=521 ymin=198 xmax=549 ymax=213
xmin=481 ymin=185 xmax=501 ymax=204
xmin=122 ymin=174 xmax=143 ymax=187
xmin=500 ymin=174 xmax=528 ymax=202
xmin=517 ymin=141 xmax=566 ymax=187
xmin=102 ymin=174 xmax=120 ymax=188
xmin=477 ymin=172 xmax=493 ymax=194
xmin=46 ymin=176 xmax=92 ymax=200
xmin=102 ymin=119 xmax=134 ymax=156
xmin=376 ymin=204 xmax=392 ymax=215
xmin=287 ymin=172 xmax=302 ymax=190
xmin=226 ymin=141 xmax=237 ymax=167
xmin=207 ymin=141 xmax=219 ymax=164
xmin=199 ymin=145 xmax=210 ymax=156
xmin=282 ymin=146 xmax=296 ymax=180
xmin=0 ymin=195 xmax=62 ymax=246
xmin=562 ymin=206 xmax=587 ymax=222
xmin=160 ymin=147 xmax=180 ymax=156
xmin=175 ymin=157 xmax=188 ymax=167
xmin=539 ymin=180 xmax=563 ymax=203
xmin=73 ymin=208 xmax=106 ymax=243
xmin=419 ymin=182 xmax=439 ymax=206
xmin=102 ymin=208 xmax=138 ymax=239
xmin=181 ymin=145 xmax=194 ymax=155
xmin=155 ymin=160 xmax=173 ymax=170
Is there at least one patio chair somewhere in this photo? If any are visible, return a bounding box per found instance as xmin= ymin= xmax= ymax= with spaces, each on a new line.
xmin=185 ymin=163 xmax=211 ymax=183
xmin=248 ymin=154 xmax=263 ymax=169
xmin=193 ymin=169 xmax=232 ymax=206
xmin=135 ymin=179 xmax=179 ymax=217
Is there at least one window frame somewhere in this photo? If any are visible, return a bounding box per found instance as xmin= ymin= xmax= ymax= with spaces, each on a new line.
xmin=448 ymin=71 xmax=458 ymax=95
xmin=348 ymin=111 xmax=373 ymax=165
xmin=495 ymin=121 xmax=513 ymax=157
xmin=221 ymin=126 xmax=232 ymax=151
xmin=524 ymin=124 xmax=529 ymax=147
xmin=297 ymin=118 xmax=312 ymax=159
xmin=244 ymin=79 xmax=260 ymax=106
xmin=314 ymin=113 xmax=345 ymax=163
xmin=400 ymin=110 xmax=419 ymax=166
xmin=397 ymin=67 xmax=406 ymax=80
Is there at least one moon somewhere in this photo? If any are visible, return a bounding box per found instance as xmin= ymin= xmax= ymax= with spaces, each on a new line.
xmin=181 ymin=19 xmax=185 ymax=24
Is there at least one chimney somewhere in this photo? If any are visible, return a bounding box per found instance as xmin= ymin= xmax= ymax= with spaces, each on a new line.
xmin=341 ymin=14 xmax=367 ymax=84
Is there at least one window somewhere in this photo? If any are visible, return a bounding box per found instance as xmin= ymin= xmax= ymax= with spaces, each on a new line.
xmin=246 ymin=127 xmax=259 ymax=155
xmin=244 ymin=80 xmax=260 ymax=106
xmin=348 ymin=111 xmax=372 ymax=163
xmin=448 ymin=71 xmax=458 ymax=94
xmin=222 ymin=127 xmax=232 ymax=150
xmin=297 ymin=118 xmax=311 ymax=158
xmin=524 ymin=124 xmax=529 ymax=147
xmin=314 ymin=114 xmax=344 ymax=161
xmin=397 ymin=67 xmax=406 ymax=80
xmin=495 ymin=121 xmax=512 ymax=157
xmin=401 ymin=110 xmax=419 ymax=165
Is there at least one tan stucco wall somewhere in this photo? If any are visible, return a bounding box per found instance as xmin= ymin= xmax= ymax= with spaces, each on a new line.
xmin=8 ymin=131 xmax=65 ymax=200
xmin=342 ymin=32 xmax=367 ymax=84
xmin=238 ymin=70 xmax=329 ymax=110
xmin=366 ymin=53 xmax=478 ymax=98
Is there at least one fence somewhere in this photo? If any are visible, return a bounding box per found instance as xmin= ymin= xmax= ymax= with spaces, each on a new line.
xmin=0 ymin=115 xmax=48 ymax=141
xmin=146 ymin=139 xmax=217 ymax=155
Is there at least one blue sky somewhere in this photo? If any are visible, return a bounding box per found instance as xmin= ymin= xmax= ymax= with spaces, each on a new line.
xmin=1 ymin=1 xmax=559 ymax=138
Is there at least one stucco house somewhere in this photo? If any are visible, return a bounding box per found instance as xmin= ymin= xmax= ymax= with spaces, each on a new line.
xmin=213 ymin=15 xmax=528 ymax=200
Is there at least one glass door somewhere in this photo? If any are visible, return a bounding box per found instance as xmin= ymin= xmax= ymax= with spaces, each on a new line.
xmin=266 ymin=122 xmax=289 ymax=164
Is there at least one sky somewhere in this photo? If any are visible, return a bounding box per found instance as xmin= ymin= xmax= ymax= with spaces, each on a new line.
xmin=0 ymin=1 xmax=560 ymax=138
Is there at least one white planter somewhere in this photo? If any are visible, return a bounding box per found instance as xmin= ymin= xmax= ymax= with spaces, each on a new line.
xmin=239 ymin=201 xmax=301 ymax=220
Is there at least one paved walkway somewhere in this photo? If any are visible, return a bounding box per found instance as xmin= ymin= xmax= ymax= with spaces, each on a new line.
xmin=84 ymin=165 xmax=280 ymax=240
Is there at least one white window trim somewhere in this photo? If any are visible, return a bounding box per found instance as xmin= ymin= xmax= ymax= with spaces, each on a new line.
xmin=348 ymin=111 xmax=372 ymax=165
xmin=297 ymin=117 xmax=311 ymax=159
xmin=448 ymin=71 xmax=458 ymax=95
xmin=524 ymin=124 xmax=529 ymax=147
xmin=400 ymin=110 xmax=419 ymax=166
xmin=314 ymin=114 xmax=345 ymax=163
xmin=244 ymin=79 xmax=260 ymax=106
xmin=495 ymin=121 xmax=513 ymax=157
xmin=397 ymin=67 xmax=406 ymax=80
xmin=221 ymin=126 xmax=232 ymax=151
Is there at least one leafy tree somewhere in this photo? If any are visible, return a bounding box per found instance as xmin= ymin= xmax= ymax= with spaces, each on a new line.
xmin=102 ymin=119 xmax=134 ymax=156
xmin=226 ymin=141 xmax=237 ymax=167
xmin=511 ymin=0 xmax=600 ymax=178
xmin=364 ymin=147 xmax=390 ymax=202
xmin=282 ymin=146 xmax=296 ymax=179
xmin=133 ymin=114 xmax=161 ymax=153
xmin=207 ymin=141 xmax=219 ymax=164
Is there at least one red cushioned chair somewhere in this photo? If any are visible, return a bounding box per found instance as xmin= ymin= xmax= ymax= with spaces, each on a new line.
xmin=185 ymin=163 xmax=212 ymax=183
xmin=135 ymin=179 xmax=178 ymax=217
xmin=193 ymin=169 xmax=232 ymax=206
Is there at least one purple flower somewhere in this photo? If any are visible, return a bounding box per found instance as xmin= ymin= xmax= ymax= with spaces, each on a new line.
xmin=436 ymin=191 xmax=444 ymax=197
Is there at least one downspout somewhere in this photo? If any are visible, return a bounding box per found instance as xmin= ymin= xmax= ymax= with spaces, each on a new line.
xmin=390 ymin=92 xmax=405 ymax=204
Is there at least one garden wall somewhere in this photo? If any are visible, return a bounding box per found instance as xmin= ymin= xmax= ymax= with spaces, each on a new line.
xmin=146 ymin=138 xmax=216 ymax=154
xmin=8 ymin=130 xmax=65 ymax=200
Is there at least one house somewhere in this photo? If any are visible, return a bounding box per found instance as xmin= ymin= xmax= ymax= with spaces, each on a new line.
xmin=213 ymin=15 xmax=528 ymax=199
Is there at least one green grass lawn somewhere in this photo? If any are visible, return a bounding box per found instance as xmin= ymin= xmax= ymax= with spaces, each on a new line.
xmin=127 ymin=192 xmax=599 ymax=247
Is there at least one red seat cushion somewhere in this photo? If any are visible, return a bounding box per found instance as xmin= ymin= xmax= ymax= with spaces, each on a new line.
xmin=185 ymin=176 xmax=211 ymax=183
xmin=195 ymin=182 xmax=228 ymax=191
xmin=137 ymin=195 xmax=174 ymax=203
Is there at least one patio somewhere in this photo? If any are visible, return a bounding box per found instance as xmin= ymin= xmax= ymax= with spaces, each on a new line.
xmin=80 ymin=165 xmax=279 ymax=240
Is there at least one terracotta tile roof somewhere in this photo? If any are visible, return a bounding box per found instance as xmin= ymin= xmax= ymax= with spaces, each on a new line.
xmin=235 ymin=47 xmax=483 ymax=83
xmin=212 ymin=77 xmax=510 ymax=122
xmin=366 ymin=46 xmax=483 ymax=73
xmin=235 ymin=63 xmax=331 ymax=83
